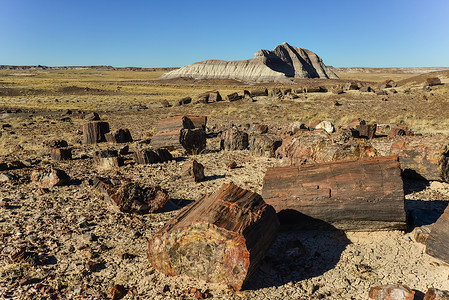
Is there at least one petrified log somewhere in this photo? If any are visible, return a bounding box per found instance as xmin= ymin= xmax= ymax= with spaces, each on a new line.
xmin=182 ymin=160 xmax=205 ymax=182
xmin=31 ymin=168 xmax=71 ymax=188
xmin=134 ymin=149 xmax=160 ymax=164
xmin=105 ymin=128 xmax=133 ymax=143
xmin=248 ymin=123 xmax=268 ymax=134
xmin=369 ymin=284 xmax=414 ymax=300
xmin=426 ymin=206 xmax=449 ymax=264
xmin=207 ymin=90 xmax=222 ymax=102
xmin=94 ymin=149 xmax=124 ymax=169
xmin=150 ymin=116 xmax=206 ymax=154
xmin=275 ymin=131 xmax=377 ymax=166
xmin=250 ymin=89 xmax=268 ymax=97
xmin=220 ymin=129 xmax=249 ymax=151
xmin=82 ymin=122 xmax=110 ymax=144
xmin=147 ymin=182 xmax=279 ymax=290
xmin=178 ymin=97 xmax=192 ymax=106
xmin=227 ymin=92 xmax=241 ymax=102
xmin=93 ymin=177 xmax=168 ymax=214
xmin=360 ymin=86 xmax=373 ymax=93
xmin=427 ymin=77 xmax=442 ymax=86
xmin=352 ymin=124 xmax=376 ymax=139
xmin=262 ymin=155 xmax=405 ymax=231
xmin=390 ymin=137 xmax=449 ymax=181
xmin=424 ymin=288 xmax=449 ymax=300
xmin=155 ymin=116 xmax=194 ymax=133
xmin=186 ymin=115 xmax=207 ymax=130
xmin=51 ymin=148 xmax=72 ymax=161
xmin=249 ymin=134 xmax=282 ymax=158
xmin=387 ymin=126 xmax=413 ymax=138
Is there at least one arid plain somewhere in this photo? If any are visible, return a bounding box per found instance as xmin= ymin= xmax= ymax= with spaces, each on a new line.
xmin=1 ymin=66 xmax=449 ymax=299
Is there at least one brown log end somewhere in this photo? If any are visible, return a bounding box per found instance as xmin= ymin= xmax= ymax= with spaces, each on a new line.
xmin=148 ymin=222 xmax=249 ymax=290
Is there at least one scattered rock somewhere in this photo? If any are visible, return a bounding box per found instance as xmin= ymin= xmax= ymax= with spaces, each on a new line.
xmin=427 ymin=77 xmax=442 ymax=86
xmin=424 ymin=288 xmax=449 ymax=299
xmin=161 ymin=100 xmax=171 ymax=107
xmin=183 ymin=160 xmax=205 ymax=182
xmin=315 ymin=120 xmax=335 ymax=133
xmin=93 ymin=177 xmax=169 ymax=214
xmin=84 ymin=112 xmax=100 ymax=121
xmin=369 ymin=284 xmax=415 ymax=300
xmin=30 ymin=168 xmax=71 ymax=188
xmin=0 ymin=172 xmax=18 ymax=182
xmin=178 ymin=97 xmax=192 ymax=106
xmin=226 ymin=161 xmax=237 ymax=169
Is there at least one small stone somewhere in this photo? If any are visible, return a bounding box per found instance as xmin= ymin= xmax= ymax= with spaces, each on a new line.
xmin=109 ymin=284 xmax=126 ymax=300
xmin=226 ymin=161 xmax=238 ymax=170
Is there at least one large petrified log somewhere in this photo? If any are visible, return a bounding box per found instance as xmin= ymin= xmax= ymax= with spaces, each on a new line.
xmin=275 ymin=131 xmax=377 ymax=166
xmin=426 ymin=206 xmax=449 ymax=264
xmin=147 ymin=183 xmax=280 ymax=290
xmin=262 ymin=155 xmax=405 ymax=231
xmin=186 ymin=115 xmax=207 ymax=130
xmin=82 ymin=122 xmax=110 ymax=144
xmin=150 ymin=116 xmax=206 ymax=154
xmin=93 ymin=177 xmax=168 ymax=214
xmin=390 ymin=136 xmax=449 ymax=181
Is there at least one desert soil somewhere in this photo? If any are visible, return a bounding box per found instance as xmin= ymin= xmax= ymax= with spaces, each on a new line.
xmin=1 ymin=68 xmax=449 ymax=299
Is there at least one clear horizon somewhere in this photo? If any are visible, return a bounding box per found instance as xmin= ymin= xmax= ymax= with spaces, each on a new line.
xmin=2 ymin=0 xmax=449 ymax=68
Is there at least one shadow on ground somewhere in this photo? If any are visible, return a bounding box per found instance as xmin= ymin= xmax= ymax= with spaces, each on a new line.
xmin=244 ymin=212 xmax=350 ymax=290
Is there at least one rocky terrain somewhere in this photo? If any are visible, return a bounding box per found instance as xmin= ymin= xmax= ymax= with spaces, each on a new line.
xmin=160 ymin=43 xmax=338 ymax=82
xmin=1 ymin=68 xmax=449 ymax=299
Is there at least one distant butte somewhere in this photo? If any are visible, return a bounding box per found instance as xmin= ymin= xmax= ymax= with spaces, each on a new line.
xmin=161 ymin=42 xmax=338 ymax=82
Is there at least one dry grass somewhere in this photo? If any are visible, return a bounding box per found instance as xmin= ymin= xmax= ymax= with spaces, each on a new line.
xmin=1 ymin=68 xmax=449 ymax=137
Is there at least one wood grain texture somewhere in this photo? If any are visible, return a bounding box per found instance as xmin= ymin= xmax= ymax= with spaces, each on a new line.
xmin=262 ymin=155 xmax=405 ymax=231
xmin=147 ymin=182 xmax=279 ymax=290
xmin=426 ymin=206 xmax=449 ymax=264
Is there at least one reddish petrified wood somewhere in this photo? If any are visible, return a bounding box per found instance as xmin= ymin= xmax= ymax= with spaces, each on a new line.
xmin=369 ymin=284 xmax=415 ymax=300
xmin=275 ymin=131 xmax=377 ymax=166
xmin=262 ymin=155 xmax=405 ymax=231
xmin=220 ymin=129 xmax=249 ymax=151
xmin=424 ymin=288 xmax=449 ymax=300
xmin=186 ymin=115 xmax=207 ymax=130
xmin=51 ymin=148 xmax=72 ymax=161
xmin=82 ymin=122 xmax=110 ymax=144
xmin=93 ymin=177 xmax=168 ymax=214
xmin=134 ymin=148 xmax=173 ymax=165
xmin=105 ymin=128 xmax=133 ymax=143
xmin=390 ymin=137 xmax=449 ymax=181
xmin=147 ymin=183 xmax=279 ymax=290
xmin=182 ymin=160 xmax=205 ymax=182
xmin=249 ymin=134 xmax=282 ymax=158
xmin=352 ymin=124 xmax=376 ymax=139
xmin=31 ymin=168 xmax=71 ymax=188
xmin=150 ymin=116 xmax=206 ymax=154
xmin=426 ymin=206 xmax=449 ymax=264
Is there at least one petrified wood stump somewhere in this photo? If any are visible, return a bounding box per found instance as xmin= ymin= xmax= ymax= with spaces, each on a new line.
xmin=105 ymin=128 xmax=133 ymax=143
xmin=147 ymin=183 xmax=280 ymax=290
xmin=51 ymin=148 xmax=72 ymax=161
xmin=94 ymin=149 xmax=124 ymax=169
xmin=134 ymin=148 xmax=173 ymax=164
xmin=262 ymin=155 xmax=405 ymax=231
xmin=220 ymin=129 xmax=249 ymax=151
xmin=150 ymin=116 xmax=206 ymax=154
xmin=82 ymin=122 xmax=110 ymax=144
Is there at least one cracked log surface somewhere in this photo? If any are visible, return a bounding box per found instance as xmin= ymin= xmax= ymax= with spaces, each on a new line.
xmin=262 ymin=155 xmax=406 ymax=231
xmin=147 ymin=182 xmax=279 ymax=290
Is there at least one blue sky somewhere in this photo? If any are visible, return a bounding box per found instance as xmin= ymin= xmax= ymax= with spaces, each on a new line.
xmin=1 ymin=0 xmax=449 ymax=67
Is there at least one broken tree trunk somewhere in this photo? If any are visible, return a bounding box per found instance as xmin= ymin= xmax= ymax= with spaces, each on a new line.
xmin=51 ymin=148 xmax=72 ymax=161
xmin=82 ymin=122 xmax=110 ymax=144
xmin=147 ymin=182 xmax=280 ymax=291
xmin=150 ymin=116 xmax=206 ymax=154
xmin=94 ymin=149 xmax=124 ymax=169
xmin=262 ymin=155 xmax=405 ymax=231
xmin=104 ymin=128 xmax=133 ymax=143
xmin=390 ymin=136 xmax=449 ymax=181
xmin=220 ymin=129 xmax=249 ymax=151
xmin=426 ymin=206 xmax=449 ymax=264
xmin=93 ymin=177 xmax=169 ymax=214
